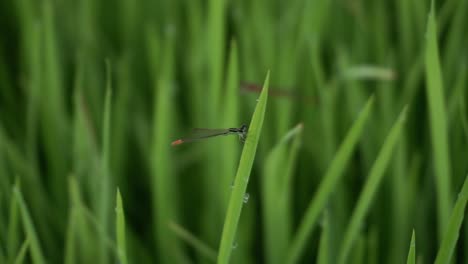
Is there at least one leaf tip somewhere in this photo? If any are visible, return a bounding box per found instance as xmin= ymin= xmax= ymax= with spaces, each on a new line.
xmin=264 ymin=70 xmax=271 ymax=90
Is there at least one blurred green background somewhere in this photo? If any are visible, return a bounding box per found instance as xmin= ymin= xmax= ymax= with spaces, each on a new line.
xmin=0 ymin=0 xmax=467 ymax=263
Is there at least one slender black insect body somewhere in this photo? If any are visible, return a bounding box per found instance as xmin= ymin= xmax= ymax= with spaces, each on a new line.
xmin=171 ymin=124 xmax=248 ymax=146
xmin=228 ymin=124 xmax=248 ymax=142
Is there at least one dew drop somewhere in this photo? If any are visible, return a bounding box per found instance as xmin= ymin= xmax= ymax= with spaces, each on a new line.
xmin=243 ymin=193 xmax=250 ymax=203
xmin=232 ymin=242 xmax=238 ymax=249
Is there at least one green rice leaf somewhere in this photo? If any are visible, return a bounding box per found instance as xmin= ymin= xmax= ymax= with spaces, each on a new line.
xmin=7 ymin=180 xmax=20 ymax=263
xmin=263 ymin=123 xmax=303 ymax=264
xmin=434 ymin=174 xmax=468 ymax=264
xmin=97 ymin=61 xmax=113 ymax=264
xmin=287 ymin=96 xmax=375 ymax=264
xmin=338 ymin=106 xmax=408 ymax=263
xmin=316 ymin=210 xmax=330 ymax=264
xmin=406 ymin=230 xmax=416 ymax=264
xmin=217 ymin=71 xmax=270 ymax=264
xmin=116 ymin=189 xmax=128 ymax=264
xmin=14 ymin=238 xmax=30 ymax=264
xmin=169 ymin=221 xmax=217 ymax=262
xmin=14 ymin=186 xmax=45 ymax=264
xmin=425 ymin=0 xmax=452 ymax=239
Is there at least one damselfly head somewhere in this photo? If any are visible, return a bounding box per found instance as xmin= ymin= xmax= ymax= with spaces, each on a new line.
xmin=240 ymin=124 xmax=248 ymax=133
xmin=238 ymin=124 xmax=248 ymax=142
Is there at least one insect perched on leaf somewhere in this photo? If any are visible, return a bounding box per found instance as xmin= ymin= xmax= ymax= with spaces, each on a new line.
xmin=171 ymin=124 xmax=248 ymax=146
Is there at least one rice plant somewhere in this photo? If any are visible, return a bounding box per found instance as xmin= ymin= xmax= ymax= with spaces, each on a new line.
xmin=0 ymin=0 xmax=467 ymax=263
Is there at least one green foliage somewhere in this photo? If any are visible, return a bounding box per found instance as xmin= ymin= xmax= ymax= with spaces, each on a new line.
xmin=0 ymin=0 xmax=467 ymax=263
xmin=218 ymin=72 xmax=269 ymax=263
xmin=406 ymin=230 xmax=416 ymax=264
xmin=338 ymin=106 xmax=408 ymax=263
xmin=14 ymin=186 xmax=45 ymax=264
xmin=116 ymin=189 xmax=128 ymax=264
xmin=287 ymin=96 xmax=375 ymax=263
xmin=263 ymin=123 xmax=303 ymax=264
xmin=425 ymin=0 xmax=452 ymax=240
xmin=435 ymin=174 xmax=468 ymax=264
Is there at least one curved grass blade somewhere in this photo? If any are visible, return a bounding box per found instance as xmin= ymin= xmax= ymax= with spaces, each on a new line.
xmin=217 ymin=71 xmax=270 ymax=264
xmin=263 ymin=123 xmax=303 ymax=264
xmin=64 ymin=208 xmax=77 ymax=264
xmin=80 ymin=203 xmax=120 ymax=258
xmin=338 ymin=106 xmax=408 ymax=263
xmin=169 ymin=221 xmax=217 ymax=262
xmin=65 ymin=176 xmax=95 ymax=264
xmin=66 ymin=176 xmax=120 ymax=262
xmin=425 ymin=0 xmax=452 ymax=239
xmin=316 ymin=210 xmax=330 ymax=264
xmin=286 ymin=96 xmax=375 ymax=264
xmin=116 ymin=189 xmax=128 ymax=264
xmin=221 ymin=39 xmax=241 ymax=200
xmin=14 ymin=186 xmax=45 ymax=264
xmin=461 ymin=98 xmax=468 ymax=142
xmin=7 ymin=180 xmax=20 ymax=263
xmin=97 ymin=62 xmax=113 ymax=264
xmin=434 ymin=173 xmax=468 ymax=264
xmin=150 ymin=29 xmax=184 ymax=263
xmin=406 ymin=230 xmax=416 ymax=264
xmin=14 ymin=238 xmax=29 ymax=264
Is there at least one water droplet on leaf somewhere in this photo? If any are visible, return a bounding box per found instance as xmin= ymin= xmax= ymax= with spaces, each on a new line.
xmin=243 ymin=193 xmax=250 ymax=203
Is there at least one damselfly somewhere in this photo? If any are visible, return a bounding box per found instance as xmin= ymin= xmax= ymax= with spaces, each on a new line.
xmin=171 ymin=124 xmax=248 ymax=146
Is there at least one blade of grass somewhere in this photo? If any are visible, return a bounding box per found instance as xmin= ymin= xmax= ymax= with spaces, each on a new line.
xmin=7 ymin=180 xmax=20 ymax=263
xmin=367 ymin=226 xmax=379 ymax=264
xmin=316 ymin=210 xmax=330 ymax=264
xmin=338 ymin=106 xmax=408 ymax=263
xmin=169 ymin=221 xmax=217 ymax=262
xmin=434 ymin=173 xmax=468 ymax=264
xmin=425 ymin=0 xmax=452 ymax=239
xmin=1 ymin=126 xmax=55 ymax=254
xmin=110 ymin=58 xmax=132 ymax=193
xmin=447 ymin=63 xmax=467 ymax=123
xmin=341 ymin=65 xmax=396 ymax=81
xmin=217 ymin=71 xmax=270 ymax=264
xmin=41 ymin=0 xmax=68 ymax=202
xmin=97 ymin=61 xmax=113 ymax=264
xmin=339 ymin=51 xmax=375 ymax=171
xmin=207 ymin=0 xmax=225 ymax=119
xmin=221 ymin=40 xmax=241 ymax=204
xmin=350 ymin=235 xmax=365 ymax=264
xmin=116 ymin=189 xmax=128 ymax=264
xmin=406 ymin=230 xmax=416 ymax=264
xmin=263 ymin=123 xmax=303 ymax=264
xmin=78 ymin=201 xmax=120 ymax=258
xmin=64 ymin=208 xmax=77 ymax=264
xmin=460 ymin=95 xmax=468 ymax=141
xmin=150 ymin=29 xmax=183 ymax=263
xmin=14 ymin=186 xmax=45 ymax=264
xmin=25 ymin=19 xmax=41 ymax=172
xmin=286 ymin=96 xmax=375 ymax=264
xmin=441 ymin=0 xmax=468 ymax=82
xmin=199 ymin=2 xmax=231 ymax=244
xmin=66 ymin=176 xmax=97 ymax=264
xmin=14 ymin=238 xmax=30 ymax=264
xmin=396 ymin=0 xmax=414 ymax=66
xmin=220 ymin=40 xmax=251 ymax=264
